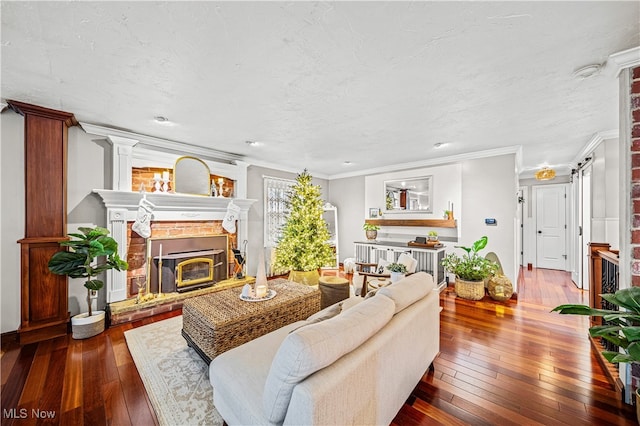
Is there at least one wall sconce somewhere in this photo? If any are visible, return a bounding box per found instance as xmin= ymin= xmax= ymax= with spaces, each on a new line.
xmin=534 ymin=167 xmax=556 ymax=181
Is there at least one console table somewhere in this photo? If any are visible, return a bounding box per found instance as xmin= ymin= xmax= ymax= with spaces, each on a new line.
xmin=354 ymin=241 xmax=447 ymax=290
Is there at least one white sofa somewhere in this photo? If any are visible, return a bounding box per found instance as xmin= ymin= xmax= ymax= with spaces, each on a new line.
xmin=209 ymin=271 xmax=440 ymax=425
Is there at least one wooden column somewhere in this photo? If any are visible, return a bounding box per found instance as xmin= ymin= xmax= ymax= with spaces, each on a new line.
xmin=9 ymin=100 xmax=77 ymax=344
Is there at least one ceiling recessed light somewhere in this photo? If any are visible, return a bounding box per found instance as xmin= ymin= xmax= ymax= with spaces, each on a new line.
xmin=434 ymin=142 xmax=446 ymax=149
xmin=154 ymin=116 xmax=169 ymax=123
xmin=572 ymin=64 xmax=602 ymax=79
xmin=343 ymin=161 xmax=353 ymax=166
xmin=245 ymin=140 xmax=261 ymax=147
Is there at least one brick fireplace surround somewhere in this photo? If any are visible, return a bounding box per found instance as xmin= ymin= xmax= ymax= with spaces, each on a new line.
xmin=83 ymin=122 xmax=257 ymax=324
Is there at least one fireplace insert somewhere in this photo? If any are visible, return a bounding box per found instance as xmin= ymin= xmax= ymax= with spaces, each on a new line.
xmin=155 ymin=249 xmax=226 ymax=293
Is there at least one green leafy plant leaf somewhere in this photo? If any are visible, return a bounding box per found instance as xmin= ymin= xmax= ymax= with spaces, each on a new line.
xmin=552 ymin=287 xmax=640 ymax=364
xmin=48 ymin=226 xmax=128 ymax=316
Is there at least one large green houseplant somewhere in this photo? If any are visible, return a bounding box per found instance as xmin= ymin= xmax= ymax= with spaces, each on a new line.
xmin=273 ymin=170 xmax=335 ymax=285
xmin=552 ymin=287 xmax=640 ymax=421
xmin=48 ymin=226 xmax=128 ymax=338
xmin=441 ymin=236 xmax=498 ymax=300
xmin=552 ymin=287 xmax=640 ymax=364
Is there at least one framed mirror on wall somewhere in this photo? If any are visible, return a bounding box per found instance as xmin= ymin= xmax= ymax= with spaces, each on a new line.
xmin=384 ymin=176 xmax=433 ymax=212
xmin=173 ymin=156 xmax=211 ymax=195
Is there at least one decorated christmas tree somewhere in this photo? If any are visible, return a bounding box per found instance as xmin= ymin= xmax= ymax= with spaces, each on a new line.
xmin=274 ymin=170 xmax=335 ymax=274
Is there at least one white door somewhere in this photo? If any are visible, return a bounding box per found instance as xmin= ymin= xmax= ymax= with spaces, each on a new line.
xmin=535 ymin=185 xmax=567 ymax=270
xmin=580 ymin=167 xmax=592 ymax=290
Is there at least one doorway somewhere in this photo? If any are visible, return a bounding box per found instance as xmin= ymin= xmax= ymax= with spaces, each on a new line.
xmin=534 ymin=184 xmax=568 ymax=270
xmin=579 ymin=165 xmax=592 ymax=290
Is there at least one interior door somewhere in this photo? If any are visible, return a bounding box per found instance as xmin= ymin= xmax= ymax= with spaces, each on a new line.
xmin=535 ymin=185 xmax=567 ymax=270
xmin=580 ymin=167 xmax=592 ymax=290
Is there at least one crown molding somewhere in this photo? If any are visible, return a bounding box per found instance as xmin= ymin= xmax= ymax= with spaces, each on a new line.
xmin=609 ymin=46 xmax=640 ymax=77
xmin=327 ymin=146 xmax=522 ymax=180
xmin=571 ymin=129 xmax=619 ymax=167
xmin=79 ymin=122 xmax=244 ymax=164
xmin=244 ymin=157 xmax=331 ymax=180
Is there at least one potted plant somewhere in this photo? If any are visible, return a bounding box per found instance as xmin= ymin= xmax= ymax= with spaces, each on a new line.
xmin=552 ymin=287 xmax=640 ymax=422
xmin=441 ymin=236 xmax=498 ymax=300
xmin=273 ymin=170 xmax=335 ymax=285
xmin=48 ymin=226 xmax=128 ymax=339
xmin=428 ymin=230 xmax=438 ymax=241
xmin=387 ymin=262 xmax=408 ymax=283
xmin=363 ymin=223 xmax=380 ymax=240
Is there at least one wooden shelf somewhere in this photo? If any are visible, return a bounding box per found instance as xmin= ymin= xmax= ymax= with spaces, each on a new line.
xmin=365 ymin=218 xmax=456 ymax=228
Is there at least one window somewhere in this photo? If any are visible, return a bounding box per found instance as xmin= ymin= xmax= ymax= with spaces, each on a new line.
xmin=263 ymin=176 xmax=295 ymax=247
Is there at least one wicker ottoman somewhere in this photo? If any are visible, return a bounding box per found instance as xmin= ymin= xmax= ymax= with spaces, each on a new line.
xmin=182 ymin=278 xmax=320 ymax=363
xmin=318 ymin=276 xmax=350 ymax=309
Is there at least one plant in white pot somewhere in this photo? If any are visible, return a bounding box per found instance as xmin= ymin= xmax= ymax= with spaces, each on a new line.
xmin=387 ymin=262 xmax=408 ymax=283
xmin=48 ymin=226 xmax=128 ymax=339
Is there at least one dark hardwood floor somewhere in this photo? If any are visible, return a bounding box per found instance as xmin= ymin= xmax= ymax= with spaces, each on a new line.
xmin=1 ymin=268 xmax=636 ymax=425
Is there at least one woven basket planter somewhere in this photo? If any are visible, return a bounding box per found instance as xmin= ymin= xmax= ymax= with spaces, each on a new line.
xmin=454 ymin=278 xmax=485 ymax=300
xmin=71 ymin=310 xmax=105 ymax=339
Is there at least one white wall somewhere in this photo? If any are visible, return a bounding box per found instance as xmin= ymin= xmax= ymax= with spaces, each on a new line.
xmin=590 ymin=139 xmax=620 ymax=250
xmin=327 ymin=175 xmax=365 ymax=262
xmin=1 ymin=110 xmax=25 ymax=333
xmin=66 ymin=126 xmax=111 ymax=315
xmin=364 ymin=163 xmax=462 ymax=242
xmin=461 ymin=154 xmax=518 ymax=289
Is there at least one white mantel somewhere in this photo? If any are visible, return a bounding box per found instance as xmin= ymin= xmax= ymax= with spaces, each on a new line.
xmin=83 ymin=122 xmax=257 ymax=303
xmin=95 ymin=190 xmax=256 ymax=303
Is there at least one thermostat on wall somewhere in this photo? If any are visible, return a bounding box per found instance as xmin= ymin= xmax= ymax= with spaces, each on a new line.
xmin=485 ymin=218 xmax=497 ymax=225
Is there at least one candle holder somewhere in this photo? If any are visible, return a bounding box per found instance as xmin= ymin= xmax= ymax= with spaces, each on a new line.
xmin=153 ymin=174 xmax=162 ymax=192
xmin=162 ymin=177 xmax=170 ymax=193
xmin=218 ymin=178 xmax=225 ymax=197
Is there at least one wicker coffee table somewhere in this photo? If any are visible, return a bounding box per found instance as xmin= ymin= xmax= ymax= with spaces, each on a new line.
xmin=182 ymin=278 xmax=320 ymax=363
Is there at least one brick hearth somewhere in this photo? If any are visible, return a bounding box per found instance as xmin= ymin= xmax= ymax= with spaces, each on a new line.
xmin=108 ymin=275 xmax=256 ymax=325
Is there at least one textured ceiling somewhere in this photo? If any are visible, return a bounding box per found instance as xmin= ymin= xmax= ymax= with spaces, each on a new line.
xmin=2 ymin=1 xmax=639 ymax=178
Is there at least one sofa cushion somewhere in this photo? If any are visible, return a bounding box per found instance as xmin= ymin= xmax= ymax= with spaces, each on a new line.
xmin=340 ymin=296 xmax=363 ymax=311
xmin=397 ymin=252 xmax=418 ymax=273
xmin=262 ymin=295 xmax=395 ymax=423
xmin=378 ymin=271 xmax=434 ymax=314
xmin=305 ymin=301 xmax=342 ymax=323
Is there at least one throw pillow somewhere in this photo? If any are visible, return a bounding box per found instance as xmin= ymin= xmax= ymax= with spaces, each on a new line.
xmin=376 ymin=258 xmax=390 ymax=274
xmin=397 ymin=252 xmax=418 ymax=273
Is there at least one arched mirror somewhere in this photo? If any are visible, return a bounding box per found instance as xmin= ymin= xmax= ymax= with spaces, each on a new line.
xmin=173 ymin=156 xmax=211 ymax=195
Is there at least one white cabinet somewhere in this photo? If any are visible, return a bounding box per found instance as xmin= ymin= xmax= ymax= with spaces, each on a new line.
xmin=354 ymin=241 xmax=447 ymax=290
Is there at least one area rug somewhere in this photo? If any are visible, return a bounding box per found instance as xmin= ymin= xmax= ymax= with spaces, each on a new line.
xmin=124 ymin=315 xmax=223 ymax=426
